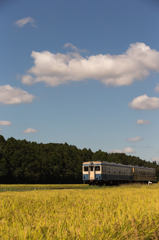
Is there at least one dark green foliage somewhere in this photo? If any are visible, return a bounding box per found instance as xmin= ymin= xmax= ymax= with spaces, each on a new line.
xmin=0 ymin=135 xmax=158 ymax=183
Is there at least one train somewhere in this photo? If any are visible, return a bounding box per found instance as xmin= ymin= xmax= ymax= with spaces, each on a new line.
xmin=82 ymin=161 xmax=156 ymax=185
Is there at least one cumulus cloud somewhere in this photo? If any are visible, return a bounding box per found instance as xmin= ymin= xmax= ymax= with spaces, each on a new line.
xmin=155 ymin=83 xmax=159 ymax=92
xmin=123 ymin=147 xmax=135 ymax=153
xmin=23 ymin=128 xmax=38 ymax=133
xmin=21 ymin=42 xmax=159 ymax=87
xmin=0 ymin=121 xmax=11 ymax=126
xmin=127 ymin=136 xmax=142 ymax=142
xmin=21 ymin=74 xmax=34 ymax=85
xmin=15 ymin=17 xmax=36 ymax=27
xmin=109 ymin=147 xmax=135 ymax=154
xmin=136 ymin=119 xmax=150 ymax=124
xmin=0 ymin=85 xmax=36 ymax=105
xmin=151 ymin=157 xmax=159 ymax=163
xmin=128 ymin=95 xmax=159 ymax=110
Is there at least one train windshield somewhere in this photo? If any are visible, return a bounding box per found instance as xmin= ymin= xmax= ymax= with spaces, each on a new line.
xmin=83 ymin=166 xmax=100 ymax=171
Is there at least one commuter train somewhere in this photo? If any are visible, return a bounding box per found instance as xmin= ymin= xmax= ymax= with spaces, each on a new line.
xmin=82 ymin=161 xmax=156 ymax=185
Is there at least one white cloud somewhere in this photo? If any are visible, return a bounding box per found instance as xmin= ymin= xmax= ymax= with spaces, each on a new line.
xmin=136 ymin=119 xmax=150 ymax=125
xmin=23 ymin=128 xmax=38 ymax=133
xmin=128 ymin=95 xmax=159 ymax=110
xmin=110 ymin=149 xmax=123 ymax=153
xmin=21 ymin=74 xmax=34 ymax=85
xmin=63 ymin=43 xmax=87 ymax=53
xmin=0 ymin=85 xmax=36 ymax=105
xmin=123 ymin=147 xmax=135 ymax=153
xmin=63 ymin=43 xmax=79 ymax=52
xmin=151 ymin=157 xmax=159 ymax=163
xmin=109 ymin=147 xmax=135 ymax=154
xmin=155 ymin=83 xmax=159 ymax=92
xmin=0 ymin=121 xmax=11 ymax=126
xmin=15 ymin=17 xmax=36 ymax=27
xmin=127 ymin=136 xmax=142 ymax=142
xmin=21 ymin=42 xmax=159 ymax=87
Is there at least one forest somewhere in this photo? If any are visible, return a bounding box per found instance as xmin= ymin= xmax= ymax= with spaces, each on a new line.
xmin=0 ymin=135 xmax=158 ymax=184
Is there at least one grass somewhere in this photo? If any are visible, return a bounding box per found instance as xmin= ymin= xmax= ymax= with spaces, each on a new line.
xmin=0 ymin=184 xmax=159 ymax=239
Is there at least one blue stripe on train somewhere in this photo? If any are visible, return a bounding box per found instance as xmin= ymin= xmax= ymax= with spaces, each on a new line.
xmin=82 ymin=174 xmax=102 ymax=180
xmin=83 ymin=173 xmax=133 ymax=181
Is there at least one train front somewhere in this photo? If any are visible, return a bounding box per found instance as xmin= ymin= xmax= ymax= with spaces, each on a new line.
xmin=82 ymin=161 xmax=102 ymax=185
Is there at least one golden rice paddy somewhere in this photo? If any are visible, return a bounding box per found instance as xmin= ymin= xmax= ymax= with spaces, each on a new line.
xmin=0 ymin=184 xmax=159 ymax=239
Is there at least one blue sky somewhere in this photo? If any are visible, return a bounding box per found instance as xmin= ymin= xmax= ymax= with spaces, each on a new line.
xmin=1 ymin=0 xmax=159 ymax=162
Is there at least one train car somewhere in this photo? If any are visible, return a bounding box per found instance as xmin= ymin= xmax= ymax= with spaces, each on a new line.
xmin=82 ymin=161 xmax=156 ymax=185
xmin=132 ymin=166 xmax=155 ymax=183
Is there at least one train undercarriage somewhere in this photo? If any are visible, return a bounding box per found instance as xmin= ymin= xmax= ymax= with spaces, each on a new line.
xmin=84 ymin=180 xmax=153 ymax=186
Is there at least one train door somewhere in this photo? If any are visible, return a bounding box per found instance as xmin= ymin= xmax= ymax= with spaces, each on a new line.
xmin=89 ymin=166 xmax=95 ymax=180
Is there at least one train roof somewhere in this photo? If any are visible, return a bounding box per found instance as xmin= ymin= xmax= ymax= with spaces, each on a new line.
xmin=83 ymin=161 xmax=155 ymax=170
xmin=133 ymin=165 xmax=155 ymax=170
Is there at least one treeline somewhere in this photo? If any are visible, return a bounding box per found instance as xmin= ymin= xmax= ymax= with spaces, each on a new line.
xmin=0 ymin=135 xmax=159 ymax=184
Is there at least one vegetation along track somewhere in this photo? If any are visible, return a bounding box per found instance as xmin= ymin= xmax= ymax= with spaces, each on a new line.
xmin=0 ymin=184 xmax=159 ymax=239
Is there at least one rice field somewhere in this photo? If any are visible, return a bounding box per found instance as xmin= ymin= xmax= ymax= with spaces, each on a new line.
xmin=0 ymin=184 xmax=159 ymax=239
xmin=0 ymin=184 xmax=86 ymax=192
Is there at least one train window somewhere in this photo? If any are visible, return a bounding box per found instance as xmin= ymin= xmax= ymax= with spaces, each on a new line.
xmin=119 ymin=169 xmax=121 ymax=173
xmin=84 ymin=167 xmax=88 ymax=171
xmin=95 ymin=166 xmax=100 ymax=171
xmin=108 ymin=168 xmax=110 ymax=173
